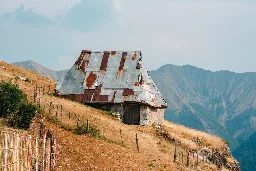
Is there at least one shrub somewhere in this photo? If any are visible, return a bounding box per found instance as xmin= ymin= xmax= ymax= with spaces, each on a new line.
xmin=0 ymin=82 xmax=37 ymax=129
xmin=17 ymin=103 xmax=37 ymax=129
xmin=0 ymin=82 xmax=27 ymax=117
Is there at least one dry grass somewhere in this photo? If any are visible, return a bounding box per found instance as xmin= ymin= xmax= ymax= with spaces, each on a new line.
xmin=164 ymin=121 xmax=225 ymax=150
xmin=0 ymin=60 xmax=237 ymax=170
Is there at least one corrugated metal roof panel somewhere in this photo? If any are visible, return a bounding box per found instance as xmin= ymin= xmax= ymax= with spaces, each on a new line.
xmin=58 ymin=50 xmax=168 ymax=108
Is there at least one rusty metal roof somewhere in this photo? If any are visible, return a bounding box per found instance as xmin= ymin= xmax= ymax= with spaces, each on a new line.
xmin=58 ymin=50 xmax=168 ymax=108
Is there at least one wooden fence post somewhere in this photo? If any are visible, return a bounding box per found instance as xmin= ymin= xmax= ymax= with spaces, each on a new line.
xmin=27 ymin=135 xmax=32 ymax=171
xmin=187 ymin=151 xmax=190 ymax=167
xmin=197 ymin=152 xmax=199 ymax=166
xmin=43 ymin=103 xmax=46 ymax=112
xmin=120 ymin=129 xmax=123 ymax=145
xmin=86 ymin=119 xmax=89 ymax=132
xmin=56 ymin=105 xmax=59 ymax=119
xmin=3 ymin=132 xmax=8 ymax=171
xmin=39 ymin=97 xmax=41 ymax=108
xmin=16 ymin=133 xmax=20 ymax=171
xmin=179 ymin=152 xmax=184 ymax=164
xmin=43 ymin=86 xmax=45 ymax=95
xmin=173 ymin=140 xmax=177 ymax=163
xmin=42 ymin=132 xmax=47 ymax=171
xmin=49 ymin=102 xmax=53 ymax=115
xmin=38 ymin=85 xmax=41 ymax=96
xmin=60 ymin=105 xmax=63 ymax=121
xmin=50 ymin=137 xmax=57 ymax=171
xmin=136 ymin=133 xmax=139 ymax=152
xmin=48 ymin=85 xmax=51 ymax=93
xmin=68 ymin=112 xmax=71 ymax=126
xmin=34 ymin=87 xmax=37 ymax=104
xmin=36 ymin=137 xmax=39 ymax=171
xmin=101 ymin=128 xmax=104 ymax=137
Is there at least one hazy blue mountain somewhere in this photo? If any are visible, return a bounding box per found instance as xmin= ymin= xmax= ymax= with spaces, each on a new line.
xmin=233 ymin=133 xmax=256 ymax=171
xmin=12 ymin=60 xmax=68 ymax=84
xmin=149 ymin=64 xmax=256 ymax=151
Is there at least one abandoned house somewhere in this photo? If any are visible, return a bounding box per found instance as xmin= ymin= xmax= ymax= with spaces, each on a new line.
xmin=57 ymin=50 xmax=168 ymax=126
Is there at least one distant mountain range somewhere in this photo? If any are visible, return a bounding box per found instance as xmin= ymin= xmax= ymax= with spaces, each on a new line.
xmin=149 ymin=64 xmax=256 ymax=149
xmin=12 ymin=60 xmax=256 ymax=171
xmin=12 ymin=60 xmax=68 ymax=85
xmin=233 ymin=132 xmax=256 ymax=171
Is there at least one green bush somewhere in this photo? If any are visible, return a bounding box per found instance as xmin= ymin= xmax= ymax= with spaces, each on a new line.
xmin=0 ymin=82 xmax=27 ymax=117
xmin=17 ymin=103 xmax=37 ymax=129
xmin=0 ymin=82 xmax=37 ymax=129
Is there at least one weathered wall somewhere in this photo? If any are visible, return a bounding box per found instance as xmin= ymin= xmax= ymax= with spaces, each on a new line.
xmin=140 ymin=104 xmax=164 ymax=126
xmin=148 ymin=106 xmax=164 ymax=126
xmin=86 ymin=103 xmax=164 ymax=126
xmin=110 ymin=104 xmax=124 ymax=119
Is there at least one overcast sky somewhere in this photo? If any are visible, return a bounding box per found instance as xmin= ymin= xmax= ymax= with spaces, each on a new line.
xmin=0 ymin=0 xmax=256 ymax=72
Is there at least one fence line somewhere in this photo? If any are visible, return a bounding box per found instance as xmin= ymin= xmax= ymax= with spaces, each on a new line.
xmin=0 ymin=128 xmax=57 ymax=171
xmin=31 ymin=85 xmax=219 ymax=170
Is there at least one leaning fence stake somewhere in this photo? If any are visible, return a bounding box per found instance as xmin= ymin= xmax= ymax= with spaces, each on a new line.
xmin=101 ymin=128 xmax=104 ymax=137
xmin=86 ymin=119 xmax=89 ymax=132
xmin=56 ymin=105 xmax=59 ymax=118
xmin=38 ymin=97 xmax=41 ymax=108
xmin=187 ymin=151 xmax=190 ymax=167
xmin=36 ymin=137 xmax=39 ymax=171
xmin=3 ymin=132 xmax=8 ymax=171
xmin=49 ymin=101 xmax=53 ymax=114
xmin=34 ymin=87 xmax=37 ymax=104
xmin=136 ymin=133 xmax=139 ymax=152
xmin=173 ymin=140 xmax=177 ymax=163
xmin=43 ymin=86 xmax=45 ymax=95
xmin=120 ymin=129 xmax=124 ymax=145
xmin=196 ymin=152 xmax=199 ymax=166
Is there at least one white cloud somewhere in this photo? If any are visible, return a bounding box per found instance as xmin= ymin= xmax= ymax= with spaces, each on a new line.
xmin=112 ymin=0 xmax=122 ymax=13
xmin=1 ymin=0 xmax=256 ymax=72
xmin=0 ymin=0 xmax=81 ymax=18
xmin=57 ymin=56 xmax=77 ymax=70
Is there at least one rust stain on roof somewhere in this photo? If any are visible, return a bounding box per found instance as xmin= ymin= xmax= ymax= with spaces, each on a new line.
xmin=118 ymin=52 xmax=127 ymax=70
xmin=132 ymin=52 xmax=137 ymax=61
xmin=82 ymin=50 xmax=92 ymax=53
xmin=75 ymin=52 xmax=91 ymax=72
xmin=86 ymin=72 xmax=97 ymax=89
xmin=111 ymin=51 xmax=116 ymax=56
xmin=100 ymin=52 xmax=110 ymax=71
xmin=112 ymin=90 xmax=117 ymax=102
xmin=122 ymin=89 xmax=134 ymax=96
xmin=92 ymin=84 xmax=102 ymax=101
xmin=134 ymin=82 xmax=140 ymax=86
xmin=58 ymin=51 xmax=168 ymax=108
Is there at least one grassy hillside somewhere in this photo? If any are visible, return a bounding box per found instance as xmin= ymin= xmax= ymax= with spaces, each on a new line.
xmin=0 ymin=61 xmax=239 ymax=170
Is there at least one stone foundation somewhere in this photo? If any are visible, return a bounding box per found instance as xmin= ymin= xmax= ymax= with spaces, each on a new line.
xmin=140 ymin=104 xmax=164 ymax=126
xmin=87 ymin=103 xmax=164 ymax=126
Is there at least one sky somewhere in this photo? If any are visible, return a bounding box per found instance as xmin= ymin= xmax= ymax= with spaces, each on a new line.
xmin=0 ymin=0 xmax=256 ymax=72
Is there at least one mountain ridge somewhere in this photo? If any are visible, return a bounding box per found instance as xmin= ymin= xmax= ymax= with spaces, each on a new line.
xmin=149 ymin=64 xmax=256 ymax=151
xmin=12 ymin=60 xmax=68 ymax=84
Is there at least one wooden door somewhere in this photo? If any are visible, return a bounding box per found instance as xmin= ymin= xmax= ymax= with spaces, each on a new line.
xmin=123 ymin=103 xmax=140 ymax=124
